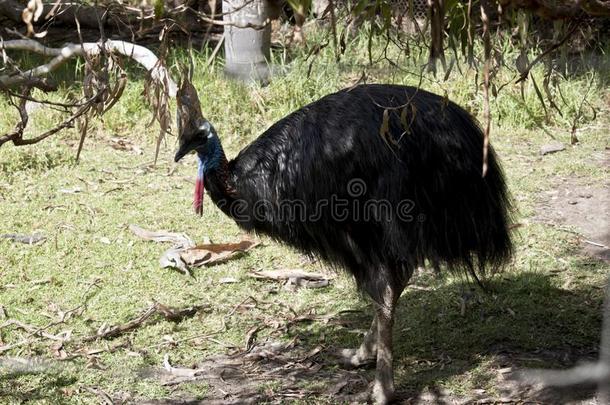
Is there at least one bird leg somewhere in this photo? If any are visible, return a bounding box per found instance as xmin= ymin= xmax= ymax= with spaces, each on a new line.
xmin=335 ymin=315 xmax=378 ymax=367
xmin=371 ymin=282 xmax=404 ymax=405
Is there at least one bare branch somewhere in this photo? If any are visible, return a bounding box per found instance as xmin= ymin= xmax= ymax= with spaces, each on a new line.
xmin=11 ymin=101 xmax=92 ymax=146
xmin=0 ymin=92 xmax=28 ymax=147
xmin=499 ymin=0 xmax=610 ymax=19
xmin=480 ymin=0 xmax=493 ymax=177
xmin=515 ymin=22 xmax=580 ymax=84
xmin=0 ymin=0 xmax=107 ymax=28
xmin=0 ymin=39 xmax=177 ymax=96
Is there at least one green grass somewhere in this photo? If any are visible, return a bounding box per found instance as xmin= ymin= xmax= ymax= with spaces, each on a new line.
xmin=0 ymin=25 xmax=609 ymax=403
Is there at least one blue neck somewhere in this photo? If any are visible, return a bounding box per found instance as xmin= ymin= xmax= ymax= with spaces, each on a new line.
xmin=196 ymin=136 xmax=223 ymax=177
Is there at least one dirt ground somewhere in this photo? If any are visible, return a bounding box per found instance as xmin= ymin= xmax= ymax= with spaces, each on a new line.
xmin=136 ymin=151 xmax=610 ymax=405
xmin=135 ymin=337 xmax=604 ymax=404
xmin=534 ymin=151 xmax=610 ymax=263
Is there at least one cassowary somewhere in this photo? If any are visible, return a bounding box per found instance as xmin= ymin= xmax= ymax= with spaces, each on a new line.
xmin=174 ymin=81 xmax=512 ymax=403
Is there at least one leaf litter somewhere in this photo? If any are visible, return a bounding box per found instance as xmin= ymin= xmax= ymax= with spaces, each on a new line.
xmin=250 ymin=268 xmax=332 ymax=290
xmin=146 ymin=338 xmax=370 ymax=404
xmin=0 ymin=233 xmax=46 ymax=245
xmin=83 ymin=302 xmax=209 ymax=342
xmin=129 ymin=224 xmax=259 ymax=276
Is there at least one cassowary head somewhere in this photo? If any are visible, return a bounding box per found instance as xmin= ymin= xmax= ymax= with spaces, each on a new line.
xmin=174 ymin=79 xmax=222 ymax=215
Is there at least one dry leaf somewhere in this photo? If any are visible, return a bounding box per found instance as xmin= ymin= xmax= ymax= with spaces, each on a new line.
xmin=159 ymin=247 xmax=192 ymax=277
xmin=1 ymin=233 xmax=46 ymax=245
xmin=129 ymin=224 xmax=194 ymax=247
xmin=58 ymin=187 xmax=83 ymax=194
xmin=180 ymin=240 xmax=259 ymax=268
xmin=131 ymin=224 xmax=257 ymax=275
xmin=251 ymin=269 xmax=331 ymax=290
xmin=163 ymin=354 xmax=203 ymax=377
xmin=109 ymin=137 xmax=143 ymax=155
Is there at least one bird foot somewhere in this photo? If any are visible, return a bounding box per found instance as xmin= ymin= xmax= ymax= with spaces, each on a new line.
xmin=332 ymin=347 xmax=376 ymax=368
xmin=370 ymin=376 xmax=395 ymax=405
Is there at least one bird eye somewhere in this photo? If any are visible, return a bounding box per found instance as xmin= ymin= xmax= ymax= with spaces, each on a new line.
xmin=198 ymin=121 xmax=212 ymax=140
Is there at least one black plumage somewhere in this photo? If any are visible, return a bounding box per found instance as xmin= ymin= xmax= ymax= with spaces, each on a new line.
xmin=174 ymin=82 xmax=513 ymax=403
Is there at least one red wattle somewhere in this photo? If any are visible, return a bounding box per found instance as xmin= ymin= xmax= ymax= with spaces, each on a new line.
xmin=194 ymin=177 xmax=204 ymax=216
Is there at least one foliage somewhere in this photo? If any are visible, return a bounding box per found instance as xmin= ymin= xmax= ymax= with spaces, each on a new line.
xmin=0 ymin=40 xmax=608 ymax=402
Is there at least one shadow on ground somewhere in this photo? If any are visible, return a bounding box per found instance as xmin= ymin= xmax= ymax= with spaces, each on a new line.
xmin=135 ymin=257 xmax=606 ymax=404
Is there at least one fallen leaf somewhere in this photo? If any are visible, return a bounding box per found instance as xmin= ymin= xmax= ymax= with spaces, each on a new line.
xmin=180 ymin=240 xmax=259 ymax=268
xmin=498 ymin=367 xmax=513 ymax=374
xmin=219 ymin=277 xmax=239 ymax=284
xmin=51 ymin=341 xmax=67 ymax=359
xmin=109 ymin=137 xmax=143 ymax=155
xmin=1 ymin=233 xmax=46 ymax=245
xmin=250 ymin=269 xmax=331 ymax=290
xmin=163 ymin=354 xmax=202 ymax=377
xmin=250 ymin=269 xmax=330 ymax=281
xmin=129 ymin=224 xmax=194 ymax=247
xmin=58 ymin=187 xmax=83 ymax=194
xmin=284 ymin=277 xmax=329 ymax=290
xmin=244 ymin=326 xmax=260 ymax=351
xmin=159 ymin=247 xmax=192 ymax=277
xmin=132 ymin=225 xmax=257 ymax=275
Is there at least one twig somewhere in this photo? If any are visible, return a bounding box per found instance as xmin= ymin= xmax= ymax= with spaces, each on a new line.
xmin=0 ymin=39 xmax=177 ymax=95
xmin=143 ymin=321 xmax=226 ymax=350
xmin=205 ymin=36 xmax=225 ymax=68
xmin=83 ymin=305 xmax=158 ymax=342
xmin=0 ymin=339 xmax=30 ymax=354
xmin=0 ymin=319 xmax=67 ymax=342
xmin=480 ymin=0 xmax=493 ymax=177
xmin=82 ymin=302 xmax=208 ymax=342
xmin=227 ymin=296 xmax=258 ymax=317
xmin=0 ymin=99 xmax=93 ymax=147
xmin=515 ymin=22 xmax=579 ymax=84
xmin=81 ymin=386 xmax=113 ymax=405
xmin=583 ymin=240 xmax=609 ymax=249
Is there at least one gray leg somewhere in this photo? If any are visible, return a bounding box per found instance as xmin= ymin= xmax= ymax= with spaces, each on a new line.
xmin=371 ymin=282 xmax=406 ymax=405
xmin=335 ymin=314 xmax=378 ymax=366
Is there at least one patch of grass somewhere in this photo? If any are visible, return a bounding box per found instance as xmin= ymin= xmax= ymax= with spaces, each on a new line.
xmin=0 ymin=24 xmax=608 ymax=403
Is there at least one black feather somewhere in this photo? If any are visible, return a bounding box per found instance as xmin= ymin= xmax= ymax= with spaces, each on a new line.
xmin=198 ymin=84 xmax=513 ymax=302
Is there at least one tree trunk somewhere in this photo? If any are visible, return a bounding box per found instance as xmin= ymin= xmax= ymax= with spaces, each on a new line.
xmin=427 ymin=0 xmax=446 ymax=73
xmin=0 ymin=0 xmax=107 ymax=28
xmin=222 ymin=0 xmax=272 ymax=84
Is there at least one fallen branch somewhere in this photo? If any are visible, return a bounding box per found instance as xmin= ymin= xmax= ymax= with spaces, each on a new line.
xmin=0 ymin=356 xmax=54 ymax=374
xmin=0 ymin=39 xmax=177 ymax=96
xmin=0 ymin=0 xmax=108 ymax=28
xmin=250 ymin=269 xmax=332 ymax=290
xmin=82 ymin=302 xmax=208 ymax=342
xmin=128 ymin=224 xmax=194 ymax=247
xmin=0 ymin=319 xmax=68 ymax=342
xmin=0 ymin=339 xmax=30 ymax=354
xmin=1 ymin=99 xmax=92 ymax=147
xmin=0 ymin=233 xmax=46 ymax=244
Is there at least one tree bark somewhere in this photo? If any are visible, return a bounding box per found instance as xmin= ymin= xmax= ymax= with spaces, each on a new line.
xmin=427 ymin=0 xmax=446 ymax=73
xmin=0 ymin=39 xmax=177 ymax=95
xmin=0 ymin=0 xmax=107 ymax=28
xmin=222 ymin=0 xmax=273 ymax=84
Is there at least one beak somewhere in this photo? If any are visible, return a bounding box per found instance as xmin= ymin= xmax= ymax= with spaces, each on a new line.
xmin=174 ymin=142 xmax=193 ymax=163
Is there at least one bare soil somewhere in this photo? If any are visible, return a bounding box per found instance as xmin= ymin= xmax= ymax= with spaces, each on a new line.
xmin=534 ymin=157 xmax=610 ymax=263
